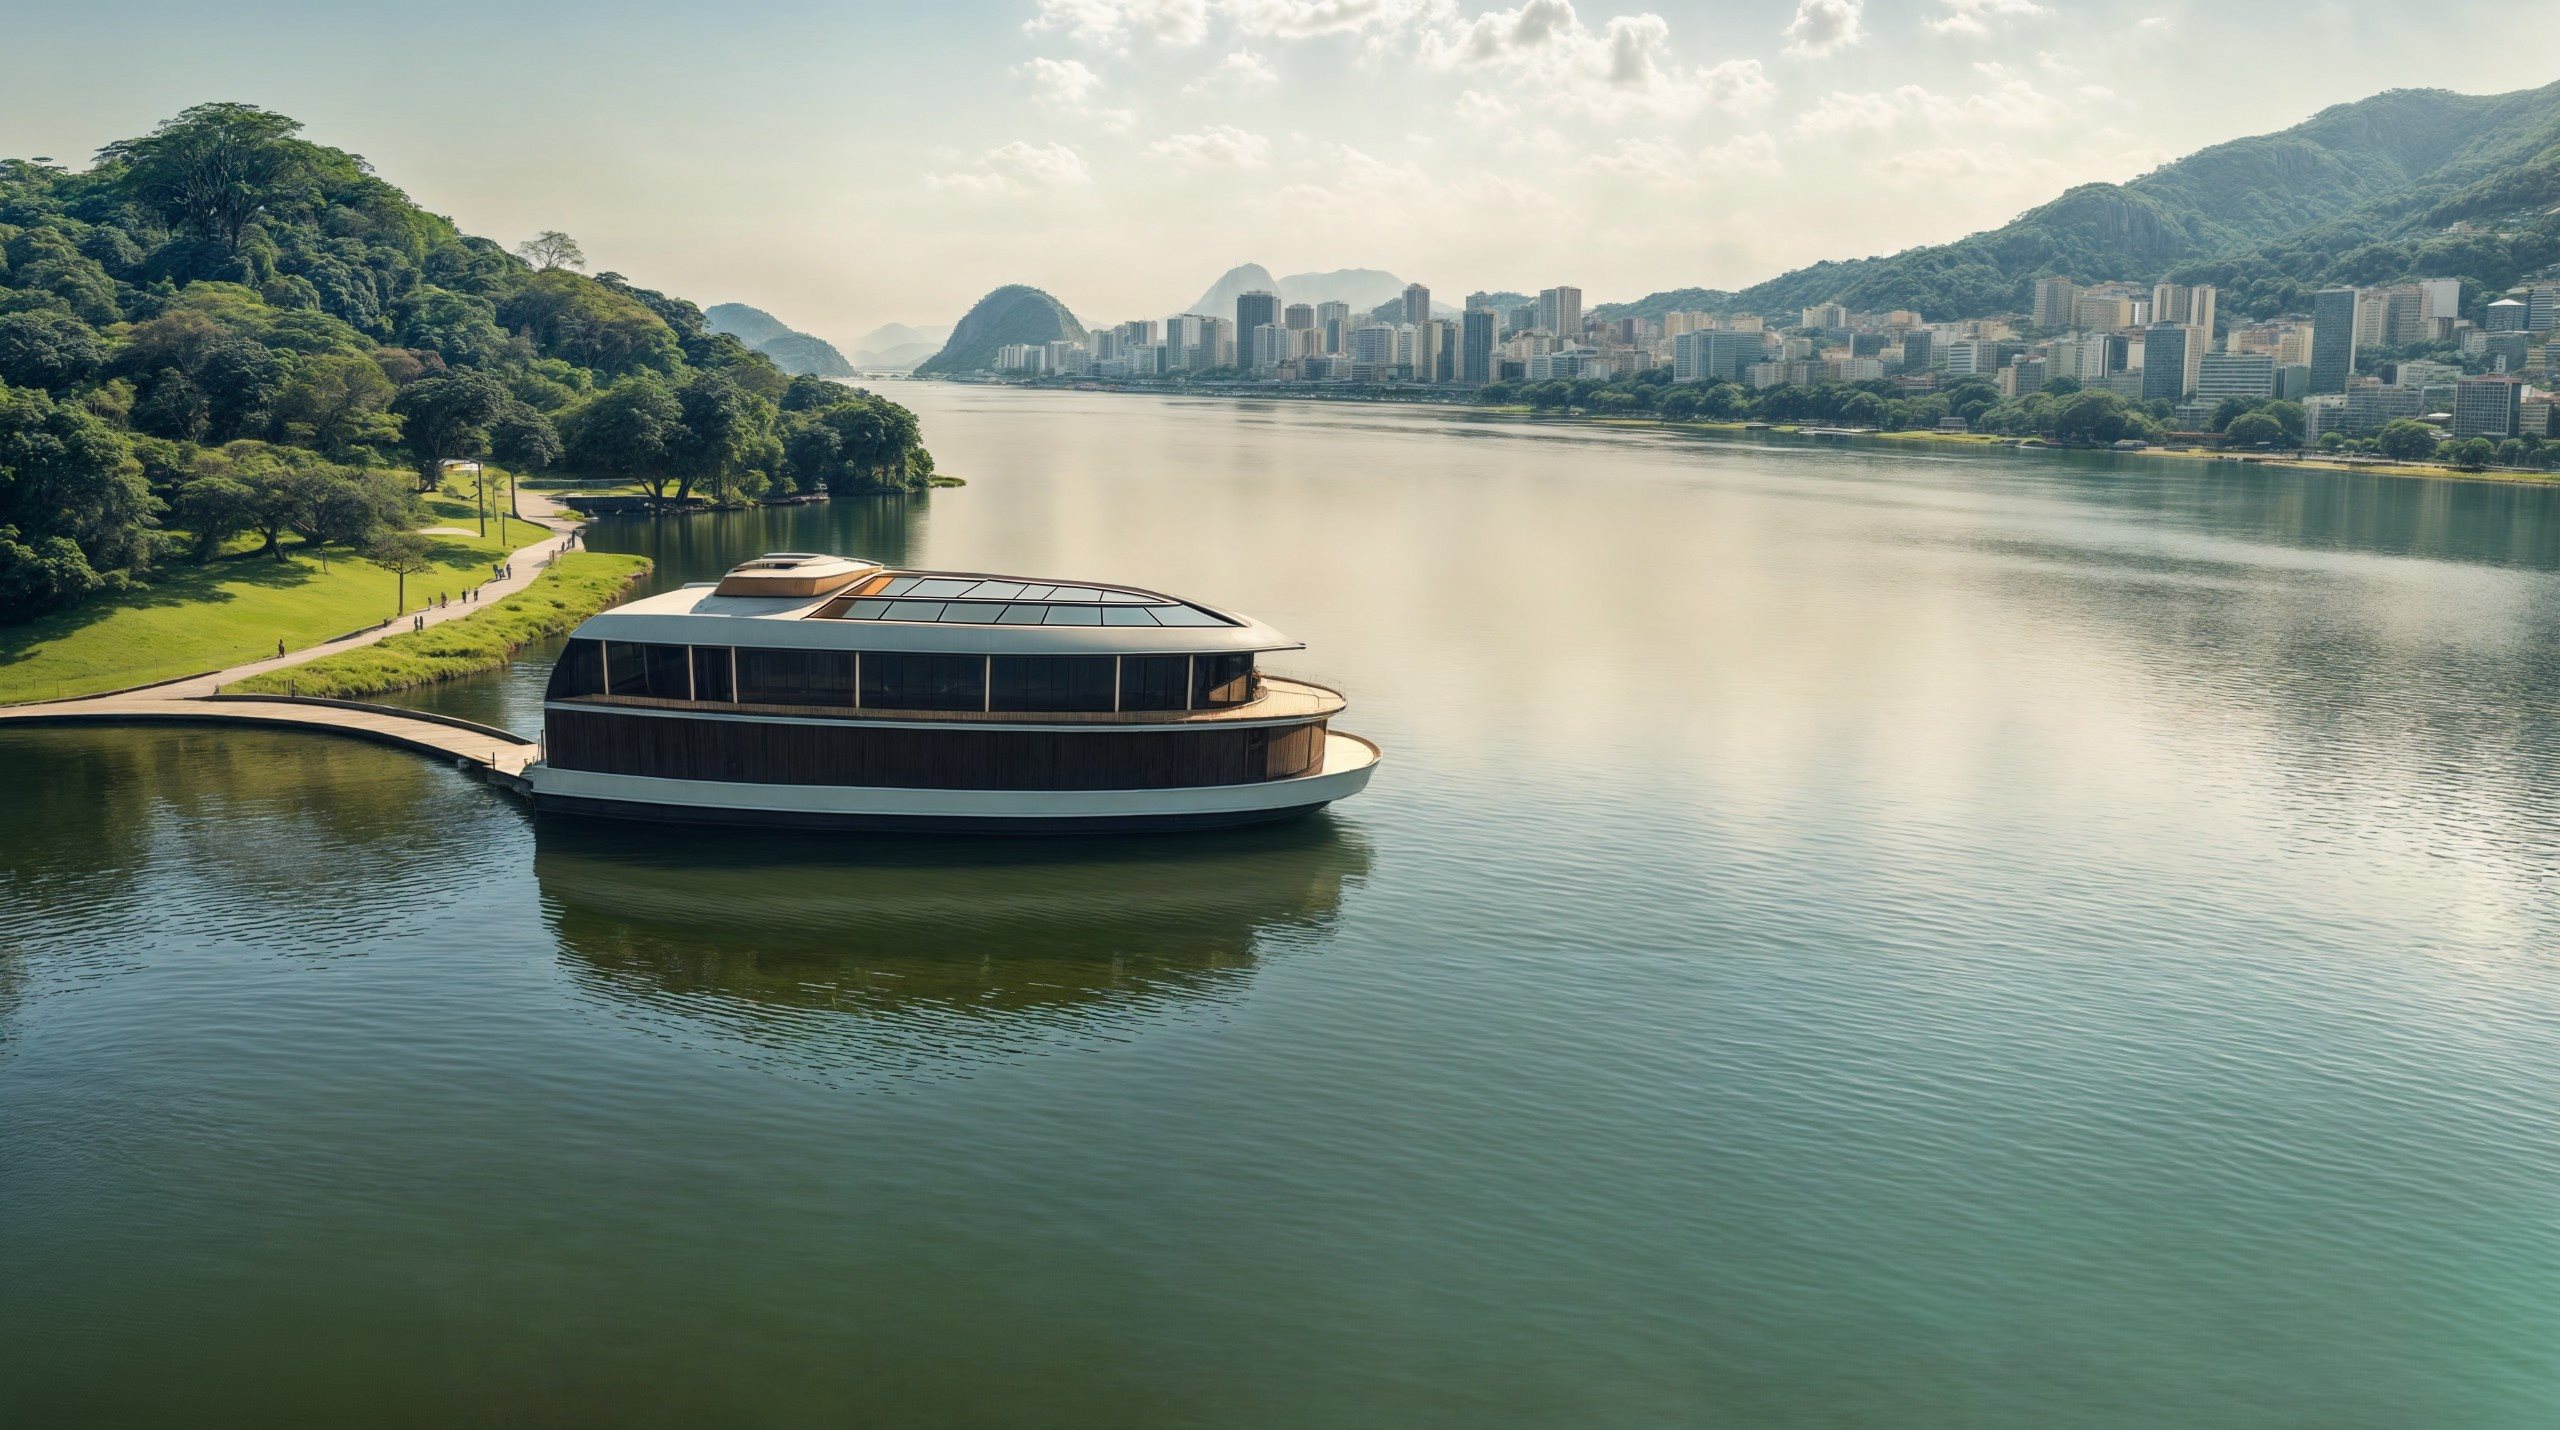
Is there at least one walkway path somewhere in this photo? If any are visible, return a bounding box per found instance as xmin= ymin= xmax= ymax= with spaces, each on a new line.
xmin=0 ymin=490 xmax=587 ymax=788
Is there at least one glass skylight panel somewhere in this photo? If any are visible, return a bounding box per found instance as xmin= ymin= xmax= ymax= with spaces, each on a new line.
xmin=996 ymin=604 xmax=1049 ymax=624
xmin=885 ymin=600 xmax=946 ymax=621
xmin=1095 ymin=590 xmax=1152 ymax=603
xmin=1048 ymin=586 xmax=1102 ymax=601
xmin=939 ymin=603 xmax=1002 ymax=623
xmin=967 ymin=581 xmax=1027 ymax=599
xmin=1152 ymin=605 xmax=1222 ymax=626
xmin=1011 ymin=585 xmax=1056 ymax=600
xmin=1101 ymin=606 xmax=1159 ymax=625
xmin=879 ymin=576 xmax=920 ymax=595
xmin=908 ymin=578 xmax=975 ymax=598
xmin=1042 ymin=605 xmax=1104 ymax=625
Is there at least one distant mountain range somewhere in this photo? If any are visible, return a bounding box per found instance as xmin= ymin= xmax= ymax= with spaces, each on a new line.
xmin=847 ymin=321 xmax=952 ymax=371
xmin=1183 ymin=264 xmax=1460 ymax=320
xmin=912 ymin=285 xmax=1088 ymax=376
xmin=704 ymin=303 xmax=854 ymax=377
xmin=1595 ymin=79 xmax=2560 ymax=325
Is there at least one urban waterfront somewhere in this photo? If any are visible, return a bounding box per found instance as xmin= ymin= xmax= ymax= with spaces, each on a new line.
xmin=7 ymin=383 xmax=2560 ymax=1426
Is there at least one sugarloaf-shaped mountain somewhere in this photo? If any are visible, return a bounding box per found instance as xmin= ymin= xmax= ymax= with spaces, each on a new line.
xmin=704 ymin=303 xmax=854 ymax=376
xmin=1595 ymin=79 xmax=2560 ymax=325
xmin=1185 ymin=264 xmax=1447 ymax=319
xmin=913 ymin=285 xmax=1088 ymax=376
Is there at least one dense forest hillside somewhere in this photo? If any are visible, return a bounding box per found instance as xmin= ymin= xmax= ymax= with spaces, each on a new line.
xmin=0 ymin=104 xmax=932 ymax=624
xmin=1597 ymin=80 xmax=2560 ymax=324
xmin=705 ymin=302 xmax=854 ymax=377
xmin=913 ymin=285 xmax=1086 ymax=375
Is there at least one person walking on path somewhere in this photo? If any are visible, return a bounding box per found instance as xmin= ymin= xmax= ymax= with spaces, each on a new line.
xmin=276 ymin=639 xmax=286 ymax=658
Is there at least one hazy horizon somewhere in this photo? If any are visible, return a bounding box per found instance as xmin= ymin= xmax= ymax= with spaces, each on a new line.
xmin=7 ymin=1 xmax=2560 ymax=350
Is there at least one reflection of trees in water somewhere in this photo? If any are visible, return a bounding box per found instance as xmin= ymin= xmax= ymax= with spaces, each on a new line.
xmin=0 ymin=728 xmax=510 ymax=973
xmin=583 ymin=492 xmax=928 ymax=596
xmin=534 ymin=817 xmax=1373 ymax=1078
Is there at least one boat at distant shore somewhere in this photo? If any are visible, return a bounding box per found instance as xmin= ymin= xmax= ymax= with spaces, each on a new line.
xmin=522 ymin=553 xmax=1380 ymax=832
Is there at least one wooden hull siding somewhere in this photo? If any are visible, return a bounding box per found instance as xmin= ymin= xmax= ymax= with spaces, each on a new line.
xmin=544 ymin=707 xmax=1327 ymax=791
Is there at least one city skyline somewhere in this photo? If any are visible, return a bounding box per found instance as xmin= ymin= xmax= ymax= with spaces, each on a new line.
xmin=7 ymin=1 xmax=2560 ymax=349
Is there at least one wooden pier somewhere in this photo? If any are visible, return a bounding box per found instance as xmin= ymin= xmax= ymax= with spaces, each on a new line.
xmin=0 ymin=693 xmax=539 ymax=792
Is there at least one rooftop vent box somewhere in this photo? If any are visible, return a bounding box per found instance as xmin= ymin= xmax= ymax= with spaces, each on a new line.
xmin=712 ymin=553 xmax=881 ymax=599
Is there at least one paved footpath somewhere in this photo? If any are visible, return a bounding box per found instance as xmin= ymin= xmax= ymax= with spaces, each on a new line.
xmin=0 ymin=491 xmax=591 ymax=784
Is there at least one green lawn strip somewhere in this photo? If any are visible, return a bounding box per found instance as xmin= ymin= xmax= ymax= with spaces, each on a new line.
xmin=0 ymin=517 xmax=534 ymax=705
xmin=228 ymin=552 xmax=650 ymax=699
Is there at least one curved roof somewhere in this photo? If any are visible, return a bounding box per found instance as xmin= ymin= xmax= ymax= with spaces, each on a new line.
xmin=573 ymin=555 xmax=1300 ymax=656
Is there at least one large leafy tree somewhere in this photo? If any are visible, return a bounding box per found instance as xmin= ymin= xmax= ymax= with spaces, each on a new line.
xmin=0 ymin=382 xmax=152 ymax=617
xmin=95 ymin=103 xmax=315 ymax=264
xmin=0 ymin=312 xmax=105 ymax=392
xmin=391 ymin=369 xmax=507 ymax=491
xmin=567 ymin=376 xmax=682 ymax=501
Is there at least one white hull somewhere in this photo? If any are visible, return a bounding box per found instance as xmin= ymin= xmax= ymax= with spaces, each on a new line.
xmin=523 ymin=730 xmax=1379 ymax=832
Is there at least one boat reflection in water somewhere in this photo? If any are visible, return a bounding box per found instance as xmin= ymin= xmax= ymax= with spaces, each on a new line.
xmin=532 ymin=817 xmax=1374 ymax=1078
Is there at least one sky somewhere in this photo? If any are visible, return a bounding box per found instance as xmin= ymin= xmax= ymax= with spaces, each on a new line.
xmin=6 ymin=0 xmax=2560 ymax=350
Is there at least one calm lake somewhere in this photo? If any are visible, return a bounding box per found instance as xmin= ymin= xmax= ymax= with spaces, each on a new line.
xmin=7 ymin=384 xmax=2560 ymax=1427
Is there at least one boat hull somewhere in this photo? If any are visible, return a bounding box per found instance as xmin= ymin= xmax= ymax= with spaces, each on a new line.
xmin=520 ymin=731 xmax=1380 ymax=835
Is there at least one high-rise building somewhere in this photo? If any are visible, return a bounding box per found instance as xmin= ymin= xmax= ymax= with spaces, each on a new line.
xmin=1199 ymin=316 xmax=1233 ymax=369
xmin=1314 ymin=301 xmax=1351 ymax=352
xmin=1403 ymin=283 xmax=1431 ymax=326
xmin=1250 ymin=322 xmax=1286 ymax=373
xmin=1537 ymin=286 xmax=1582 ymax=338
xmin=1284 ymin=303 xmax=1316 ymax=331
xmin=1410 ymin=320 xmax=1446 ymax=382
xmin=2343 ymin=380 xmax=2424 ymax=433
xmin=2484 ymin=297 xmax=2529 ymax=332
xmin=2151 ymin=283 xmax=2217 ymax=343
xmin=1673 ymin=330 xmax=1759 ymax=384
xmin=1350 ymin=324 xmax=1398 ymax=370
xmin=1460 ymin=308 xmax=1496 ymax=385
xmin=1117 ymin=319 xmax=1160 ymax=346
xmin=2033 ymin=276 xmax=2079 ymax=331
xmin=2196 ymin=353 xmax=2276 ymax=404
xmin=2309 ymin=288 xmax=2359 ymax=394
xmin=2419 ymin=278 xmax=2462 ymax=323
xmin=1235 ymin=291 xmax=1280 ymax=360
xmin=1900 ymin=330 xmax=1934 ymax=370
xmin=2141 ymin=322 xmax=2201 ymax=401
xmin=2453 ymin=374 xmax=2523 ymax=440
xmin=2528 ymin=286 xmax=2560 ymax=331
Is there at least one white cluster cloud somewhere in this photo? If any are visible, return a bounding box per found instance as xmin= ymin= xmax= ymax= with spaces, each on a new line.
xmin=1014 ymin=56 xmax=1103 ymax=107
xmin=1781 ymin=0 xmax=1864 ymax=59
xmin=1418 ymin=1 xmax=1774 ymax=120
xmin=1183 ymin=49 xmax=1279 ymax=94
xmin=1228 ymin=0 xmax=1420 ymax=37
xmin=1795 ymin=62 xmax=2049 ymax=136
xmin=925 ymin=141 xmax=1094 ymax=195
xmin=1148 ymin=124 xmax=1275 ymax=169
xmin=1928 ymin=0 xmax=2050 ymax=37
xmin=1588 ymin=131 xmax=1783 ymax=188
xmin=1026 ymin=0 xmax=1212 ymax=48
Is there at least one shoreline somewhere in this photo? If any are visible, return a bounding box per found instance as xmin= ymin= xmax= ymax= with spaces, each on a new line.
xmin=913 ymin=376 xmax=2560 ymax=491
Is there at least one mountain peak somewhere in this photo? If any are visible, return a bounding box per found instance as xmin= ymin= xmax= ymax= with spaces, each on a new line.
xmin=912 ymin=284 xmax=1087 ymax=375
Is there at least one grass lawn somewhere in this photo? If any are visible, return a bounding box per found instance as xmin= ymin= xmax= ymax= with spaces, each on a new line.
xmin=230 ymin=552 xmax=651 ymax=699
xmin=0 ymin=487 xmax=545 ymax=704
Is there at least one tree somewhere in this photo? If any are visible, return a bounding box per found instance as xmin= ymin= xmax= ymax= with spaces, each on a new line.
xmin=94 ymin=103 xmax=313 ymax=263
xmin=489 ymin=404 xmax=561 ymax=519
xmin=0 ymin=312 xmax=105 ymax=392
xmin=0 ymin=381 xmax=151 ymax=618
xmin=277 ymin=352 xmax=396 ymax=455
xmin=391 ymin=369 xmax=506 ymax=491
xmin=2375 ymin=418 xmax=2438 ymax=462
xmin=667 ymin=372 xmax=749 ymax=504
xmin=362 ymin=531 xmax=435 ymax=617
xmin=195 ymin=335 xmax=285 ymax=441
xmin=568 ymin=376 xmax=682 ymax=500
xmin=1657 ymin=387 xmax=1706 ymax=421
xmin=2223 ymin=412 xmax=2285 ymax=448
xmin=2444 ymin=437 xmax=2497 ymax=468
xmin=513 ymin=231 xmax=585 ymax=272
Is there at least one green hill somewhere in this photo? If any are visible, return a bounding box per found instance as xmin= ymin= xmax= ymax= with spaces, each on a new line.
xmin=913 ymin=285 xmax=1087 ymax=375
xmin=1597 ymin=80 xmax=2560 ymax=325
xmin=0 ymin=103 xmax=931 ymax=626
xmin=704 ymin=302 xmax=854 ymax=377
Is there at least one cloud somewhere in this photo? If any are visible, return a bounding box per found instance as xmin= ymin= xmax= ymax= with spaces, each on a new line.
xmin=1454 ymin=88 xmax=1518 ymax=125
xmin=1026 ymin=0 xmax=1211 ymax=48
xmin=1014 ymin=56 xmax=1103 ymax=107
xmin=1782 ymin=0 xmax=1864 ymax=59
xmin=1227 ymin=0 xmax=1418 ymax=36
xmin=1148 ymin=125 xmax=1274 ymax=169
xmin=1927 ymin=0 xmax=2049 ymax=37
xmin=1419 ymin=1 xmax=1773 ymax=119
xmin=1589 ymin=131 xmax=1784 ymax=188
xmin=1796 ymin=66 xmax=2049 ymax=136
xmin=1183 ymin=49 xmax=1279 ymax=94
xmin=925 ymin=141 xmax=1093 ymax=194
